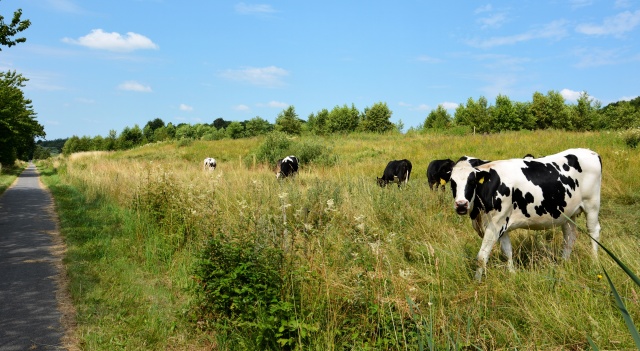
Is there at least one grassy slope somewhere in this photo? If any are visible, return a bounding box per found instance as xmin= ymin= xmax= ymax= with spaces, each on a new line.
xmin=40 ymin=130 xmax=640 ymax=350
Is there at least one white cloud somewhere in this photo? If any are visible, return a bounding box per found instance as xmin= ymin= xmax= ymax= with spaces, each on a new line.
xmin=560 ymin=89 xmax=583 ymax=101
xmin=475 ymin=4 xmax=492 ymax=14
xmin=440 ymin=102 xmax=459 ymax=110
xmin=478 ymin=13 xmax=508 ymax=29
xmin=179 ymin=104 xmax=193 ymax=111
xmin=220 ymin=66 xmax=289 ymax=88
xmin=46 ymin=0 xmax=85 ymax=13
xmin=569 ymin=0 xmax=593 ymax=9
xmin=620 ymin=95 xmax=639 ymax=101
xmin=575 ymin=10 xmax=640 ymax=36
xmin=118 ymin=81 xmax=152 ymax=92
xmin=234 ymin=104 xmax=251 ymax=111
xmin=573 ymin=47 xmax=620 ymax=68
xmin=415 ymin=55 xmax=442 ymax=63
xmin=615 ymin=0 xmax=632 ymax=9
xmin=561 ymin=89 xmax=598 ymax=103
xmin=398 ymin=102 xmax=431 ymax=111
xmin=266 ymin=101 xmax=289 ymax=108
xmin=235 ymin=3 xmax=276 ymax=15
xmin=467 ymin=20 xmax=568 ymax=48
xmin=62 ymin=29 xmax=159 ymax=52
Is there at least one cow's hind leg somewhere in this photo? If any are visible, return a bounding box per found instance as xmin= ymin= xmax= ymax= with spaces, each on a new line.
xmin=584 ymin=201 xmax=601 ymax=257
xmin=561 ymin=219 xmax=578 ymax=260
xmin=499 ymin=233 xmax=515 ymax=273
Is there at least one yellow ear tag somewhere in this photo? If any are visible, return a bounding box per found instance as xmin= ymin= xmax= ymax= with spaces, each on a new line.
xmin=440 ymin=178 xmax=446 ymax=185
xmin=478 ymin=177 xmax=485 ymax=184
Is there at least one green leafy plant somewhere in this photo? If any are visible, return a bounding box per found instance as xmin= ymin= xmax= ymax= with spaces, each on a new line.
xmin=621 ymin=128 xmax=640 ymax=148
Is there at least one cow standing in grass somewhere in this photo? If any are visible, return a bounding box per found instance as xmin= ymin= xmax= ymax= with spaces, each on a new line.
xmin=203 ymin=157 xmax=217 ymax=171
xmin=426 ymin=159 xmax=455 ymax=191
xmin=377 ymin=159 xmax=412 ymax=188
xmin=449 ymin=148 xmax=602 ymax=281
xmin=276 ymin=156 xmax=299 ymax=179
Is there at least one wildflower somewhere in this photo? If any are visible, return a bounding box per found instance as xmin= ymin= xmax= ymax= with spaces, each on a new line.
xmin=597 ymin=274 xmax=603 ymax=280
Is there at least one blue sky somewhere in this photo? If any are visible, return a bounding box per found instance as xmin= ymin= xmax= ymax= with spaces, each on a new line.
xmin=2 ymin=0 xmax=639 ymax=140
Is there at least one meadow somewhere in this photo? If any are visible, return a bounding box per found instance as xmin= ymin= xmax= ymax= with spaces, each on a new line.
xmin=38 ymin=130 xmax=640 ymax=350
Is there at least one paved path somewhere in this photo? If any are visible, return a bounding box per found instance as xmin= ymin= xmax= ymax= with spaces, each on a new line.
xmin=0 ymin=164 xmax=65 ymax=350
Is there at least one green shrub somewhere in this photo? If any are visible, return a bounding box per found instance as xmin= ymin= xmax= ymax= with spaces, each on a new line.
xmin=192 ymin=234 xmax=314 ymax=349
xmin=621 ymin=128 xmax=640 ymax=148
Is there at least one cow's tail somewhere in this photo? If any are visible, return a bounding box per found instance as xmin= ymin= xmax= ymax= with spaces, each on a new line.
xmin=405 ymin=170 xmax=409 ymax=184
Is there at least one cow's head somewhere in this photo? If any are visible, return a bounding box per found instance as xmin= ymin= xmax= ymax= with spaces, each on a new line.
xmin=450 ymin=159 xmax=481 ymax=215
xmin=377 ymin=177 xmax=388 ymax=187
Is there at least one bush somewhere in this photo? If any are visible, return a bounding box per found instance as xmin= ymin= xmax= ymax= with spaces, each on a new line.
xmin=191 ymin=234 xmax=314 ymax=349
xmin=621 ymin=128 xmax=640 ymax=148
xmin=252 ymin=131 xmax=292 ymax=165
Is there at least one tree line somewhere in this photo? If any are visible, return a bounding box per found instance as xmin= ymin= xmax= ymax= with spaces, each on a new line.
xmin=61 ymin=92 xmax=640 ymax=156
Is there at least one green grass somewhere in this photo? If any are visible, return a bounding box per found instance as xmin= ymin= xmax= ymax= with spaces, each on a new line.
xmin=0 ymin=162 xmax=26 ymax=195
xmin=38 ymin=130 xmax=640 ymax=350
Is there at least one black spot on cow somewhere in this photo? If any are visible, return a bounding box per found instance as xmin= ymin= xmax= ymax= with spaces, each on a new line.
xmin=468 ymin=169 xmax=510 ymax=220
xmin=565 ymin=154 xmax=582 ymax=172
xmin=512 ymin=188 xmax=534 ymax=217
xmin=521 ymin=161 xmax=569 ymax=218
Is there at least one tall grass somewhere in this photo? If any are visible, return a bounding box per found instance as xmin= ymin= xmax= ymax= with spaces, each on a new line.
xmin=40 ymin=131 xmax=640 ymax=350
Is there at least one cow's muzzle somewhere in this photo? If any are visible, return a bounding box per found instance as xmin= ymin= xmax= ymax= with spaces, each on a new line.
xmin=455 ymin=200 xmax=468 ymax=215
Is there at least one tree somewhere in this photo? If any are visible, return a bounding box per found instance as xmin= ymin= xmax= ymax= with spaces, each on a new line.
xmin=0 ymin=71 xmax=44 ymax=165
xmin=143 ymin=118 xmax=165 ymax=141
xmin=492 ymin=94 xmax=518 ymax=131
xmin=118 ymin=125 xmax=144 ymax=149
xmin=423 ymin=105 xmax=452 ymax=129
xmin=307 ymin=109 xmax=329 ymax=135
xmin=226 ymin=121 xmax=244 ymax=139
xmin=568 ymin=92 xmax=599 ymax=131
xmin=454 ymin=97 xmax=491 ymax=133
xmin=244 ymin=116 xmax=273 ymax=137
xmin=360 ymin=102 xmax=395 ymax=133
xmin=212 ymin=118 xmax=231 ymax=130
xmin=275 ymin=106 xmax=302 ymax=135
xmin=0 ymin=3 xmax=30 ymax=51
xmin=326 ymin=104 xmax=360 ymax=134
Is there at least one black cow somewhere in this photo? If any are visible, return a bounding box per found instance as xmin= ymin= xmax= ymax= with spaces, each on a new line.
xmin=275 ymin=155 xmax=299 ymax=179
xmin=426 ymin=159 xmax=455 ymax=191
xmin=377 ymin=159 xmax=412 ymax=187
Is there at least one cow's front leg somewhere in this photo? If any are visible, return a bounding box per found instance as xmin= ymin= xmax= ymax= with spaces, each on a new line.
xmin=499 ymin=232 xmax=515 ymax=273
xmin=561 ymin=220 xmax=578 ymax=260
xmin=475 ymin=230 xmax=499 ymax=281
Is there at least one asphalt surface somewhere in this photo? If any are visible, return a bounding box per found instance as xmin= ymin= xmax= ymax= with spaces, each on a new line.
xmin=0 ymin=164 xmax=65 ymax=350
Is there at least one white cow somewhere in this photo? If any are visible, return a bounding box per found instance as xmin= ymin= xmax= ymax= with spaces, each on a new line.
xmin=450 ymin=148 xmax=602 ymax=281
xmin=203 ymin=157 xmax=217 ymax=171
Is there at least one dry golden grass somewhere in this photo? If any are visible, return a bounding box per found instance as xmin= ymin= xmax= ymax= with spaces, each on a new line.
xmin=49 ymin=130 xmax=640 ymax=350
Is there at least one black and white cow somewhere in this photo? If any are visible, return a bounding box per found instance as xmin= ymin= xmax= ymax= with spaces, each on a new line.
xmin=450 ymin=148 xmax=602 ymax=281
xmin=377 ymin=159 xmax=412 ymax=187
xmin=203 ymin=157 xmax=217 ymax=171
xmin=426 ymin=159 xmax=455 ymax=191
xmin=275 ymin=155 xmax=299 ymax=179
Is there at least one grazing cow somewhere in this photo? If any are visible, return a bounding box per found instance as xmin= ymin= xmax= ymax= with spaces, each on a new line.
xmin=426 ymin=159 xmax=455 ymax=191
xmin=450 ymin=148 xmax=602 ymax=281
xmin=377 ymin=159 xmax=412 ymax=187
xmin=203 ymin=157 xmax=217 ymax=171
xmin=275 ymin=155 xmax=299 ymax=179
